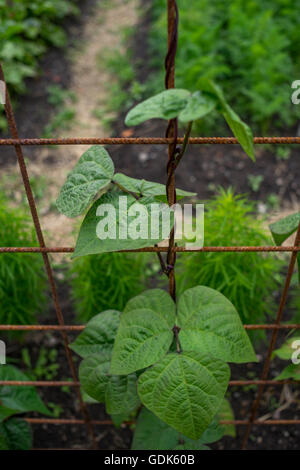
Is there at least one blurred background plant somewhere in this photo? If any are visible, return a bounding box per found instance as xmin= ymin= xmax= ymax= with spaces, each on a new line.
xmin=69 ymin=251 xmax=149 ymax=322
xmin=176 ymin=188 xmax=284 ymax=342
xmin=144 ymin=0 xmax=300 ymax=134
xmin=0 ymin=192 xmax=47 ymax=333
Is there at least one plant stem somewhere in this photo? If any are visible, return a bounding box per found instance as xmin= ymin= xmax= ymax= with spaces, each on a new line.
xmin=174 ymin=121 xmax=193 ymax=169
xmin=172 ymin=325 xmax=182 ymax=353
xmin=111 ymin=180 xmax=140 ymax=200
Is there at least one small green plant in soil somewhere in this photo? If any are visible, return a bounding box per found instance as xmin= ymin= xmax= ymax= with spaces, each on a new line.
xmin=69 ymin=252 xmax=149 ymax=323
xmin=0 ymin=365 xmax=51 ymax=450
xmin=21 ymin=347 xmax=59 ymax=381
xmin=56 ymin=85 xmax=257 ymax=446
xmin=176 ymin=188 xmax=283 ymax=341
xmin=0 ymin=195 xmax=47 ymax=331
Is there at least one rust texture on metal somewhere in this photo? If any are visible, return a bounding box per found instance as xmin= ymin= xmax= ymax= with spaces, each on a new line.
xmin=0 ymin=246 xmax=299 ymax=253
xmin=1 ymin=136 xmax=300 ymax=145
xmin=0 ymin=0 xmax=299 ymax=451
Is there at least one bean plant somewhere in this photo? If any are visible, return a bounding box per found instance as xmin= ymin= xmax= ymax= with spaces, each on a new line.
xmin=0 ymin=366 xmax=51 ymax=450
xmin=56 ymin=83 xmax=257 ymax=447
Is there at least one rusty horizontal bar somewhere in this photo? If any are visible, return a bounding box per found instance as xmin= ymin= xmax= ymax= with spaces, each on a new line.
xmin=0 ymin=381 xmax=80 ymax=387
xmin=1 ymin=137 xmax=300 ymax=146
xmin=0 ymin=324 xmax=299 ymax=331
xmin=1 ymin=379 xmax=298 ymax=387
xmin=24 ymin=418 xmax=300 ymax=426
xmin=0 ymin=246 xmax=299 ymax=253
xmin=0 ymin=325 xmax=85 ymax=331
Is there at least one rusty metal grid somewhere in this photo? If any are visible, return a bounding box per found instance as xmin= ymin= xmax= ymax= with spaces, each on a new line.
xmin=0 ymin=0 xmax=299 ymax=450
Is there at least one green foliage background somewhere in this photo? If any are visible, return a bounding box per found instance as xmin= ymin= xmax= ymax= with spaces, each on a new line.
xmin=147 ymin=0 xmax=300 ymax=133
xmin=0 ymin=196 xmax=47 ymax=329
xmin=0 ymin=0 xmax=79 ymax=94
xmin=176 ymin=188 xmax=283 ymax=339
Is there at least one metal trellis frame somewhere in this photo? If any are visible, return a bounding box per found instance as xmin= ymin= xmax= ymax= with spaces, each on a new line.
xmin=0 ymin=0 xmax=299 ymax=450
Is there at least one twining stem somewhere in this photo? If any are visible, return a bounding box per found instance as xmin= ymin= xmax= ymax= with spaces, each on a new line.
xmin=111 ymin=180 xmax=140 ymax=200
xmin=174 ymin=121 xmax=193 ymax=170
xmin=172 ymin=325 xmax=182 ymax=354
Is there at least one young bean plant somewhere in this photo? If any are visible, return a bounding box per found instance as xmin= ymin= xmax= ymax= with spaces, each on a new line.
xmin=56 ymin=83 xmax=257 ymax=447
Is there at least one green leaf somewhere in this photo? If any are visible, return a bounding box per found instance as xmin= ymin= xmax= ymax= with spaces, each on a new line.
xmin=125 ymin=89 xmax=191 ymax=126
xmin=114 ymin=173 xmax=196 ymax=200
xmin=273 ymin=336 xmax=300 ymax=360
xmin=79 ymin=353 xmax=140 ymax=415
xmin=269 ymin=212 xmax=300 ymax=246
xmin=178 ymin=91 xmax=216 ymax=123
xmin=177 ymin=286 xmax=257 ymax=363
xmin=111 ymin=289 xmax=175 ymax=375
xmin=73 ymin=191 xmax=174 ymax=258
xmin=138 ymin=351 xmax=230 ymax=440
xmin=276 ymin=363 xmax=300 ymax=381
xmin=56 ymin=146 xmax=114 ymax=217
xmin=222 ymin=105 xmax=255 ymax=161
xmin=132 ymin=408 xmax=179 ymax=450
xmin=70 ymin=310 xmax=121 ymax=358
xmin=200 ymin=80 xmax=254 ymax=161
xmin=0 ymin=366 xmax=51 ymax=420
xmin=175 ymin=442 xmax=210 ymax=450
xmin=0 ymin=418 xmax=32 ymax=450
xmin=218 ymin=399 xmax=236 ymax=438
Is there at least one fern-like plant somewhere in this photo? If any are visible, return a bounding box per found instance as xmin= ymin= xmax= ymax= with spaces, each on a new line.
xmin=0 ymin=196 xmax=47 ymax=331
xmin=69 ymin=252 xmax=148 ymax=322
xmin=176 ymin=188 xmax=283 ymax=339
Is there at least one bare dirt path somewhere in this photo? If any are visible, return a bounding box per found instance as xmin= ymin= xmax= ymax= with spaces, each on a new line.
xmin=5 ymin=0 xmax=139 ymax=253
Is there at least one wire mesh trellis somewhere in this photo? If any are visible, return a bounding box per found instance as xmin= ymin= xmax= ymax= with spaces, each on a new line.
xmin=0 ymin=0 xmax=299 ymax=450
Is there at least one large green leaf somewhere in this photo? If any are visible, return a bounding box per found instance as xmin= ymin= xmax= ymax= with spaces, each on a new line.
xmin=269 ymin=212 xmax=300 ymax=246
xmin=70 ymin=310 xmax=121 ymax=358
xmin=0 ymin=366 xmax=51 ymax=421
xmin=178 ymin=91 xmax=216 ymax=123
xmin=56 ymin=145 xmax=114 ymax=217
xmin=113 ymin=173 xmax=196 ymax=200
xmin=125 ymin=89 xmax=190 ymax=126
xmin=138 ymin=351 xmax=230 ymax=440
xmin=73 ymin=191 xmax=174 ymax=257
xmin=177 ymin=286 xmax=256 ymax=363
xmin=131 ymin=408 xmax=179 ymax=450
xmin=0 ymin=418 xmax=32 ymax=450
xmin=79 ymin=353 xmax=140 ymax=415
xmin=110 ymin=289 xmax=175 ymax=375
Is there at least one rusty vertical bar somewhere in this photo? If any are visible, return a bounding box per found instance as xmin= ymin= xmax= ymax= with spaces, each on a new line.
xmin=0 ymin=64 xmax=97 ymax=449
xmin=242 ymin=222 xmax=300 ymax=449
xmin=165 ymin=0 xmax=178 ymax=301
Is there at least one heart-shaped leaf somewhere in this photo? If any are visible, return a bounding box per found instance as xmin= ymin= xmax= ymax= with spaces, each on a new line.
xmin=79 ymin=352 xmax=140 ymax=415
xmin=269 ymin=212 xmax=300 ymax=246
xmin=113 ymin=173 xmax=196 ymax=200
xmin=178 ymin=91 xmax=216 ymax=123
xmin=138 ymin=351 xmax=230 ymax=440
xmin=177 ymin=286 xmax=256 ymax=363
xmin=56 ymin=145 xmax=114 ymax=217
xmin=125 ymin=89 xmax=190 ymax=126
xmin=70 ymin=310 xmax=121 ymax=358
xmin=0 ymin=366 xmax=51 ymax=421
xmin=110 ymin=289 xmax=175 ymax=375
xmin=73 ymin=191 xmax=174 ymax=257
